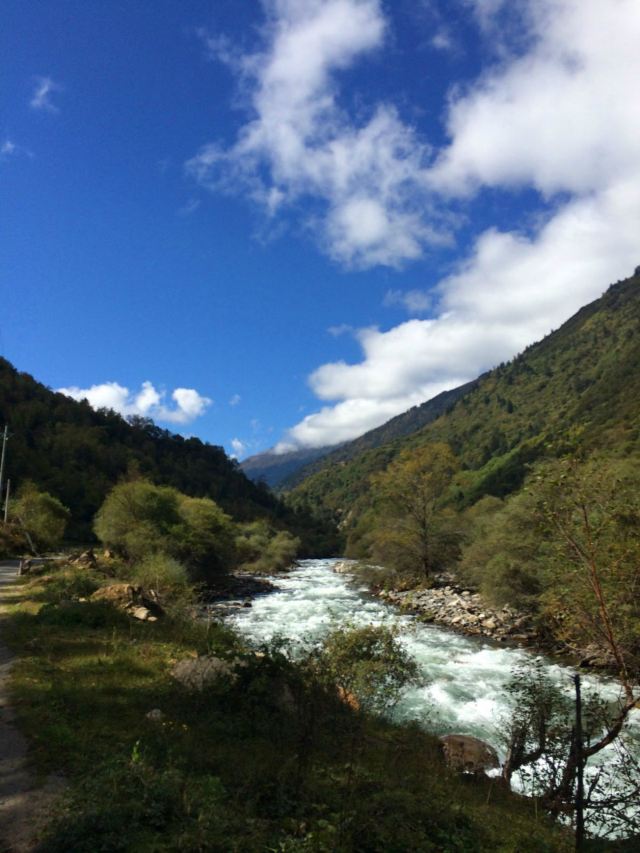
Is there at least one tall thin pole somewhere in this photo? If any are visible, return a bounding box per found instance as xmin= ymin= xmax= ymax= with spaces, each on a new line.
xmin=574 ymin=673 xmax=585 ymax=851
xmin=3 ymin=479 xmax=10 ymax=523
xmin=0 ymin=425 xmax=8 ymax=521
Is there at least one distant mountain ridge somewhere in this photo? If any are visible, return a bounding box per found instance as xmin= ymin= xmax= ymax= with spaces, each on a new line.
xmin=287 ymin=270 xmax=640 ymax=520
xmin=241 ymin=445 xmax=336 ymax=489
xmin=241 ymin=381 xmax=476 ymax=489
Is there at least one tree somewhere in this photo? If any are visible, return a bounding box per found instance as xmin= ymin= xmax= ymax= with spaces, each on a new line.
xmin=502 ymin=662 xmax=640 ymax=841
xmin=234 ymin=519 xmax=300 ymax=573
xmin=94 ymin=480 xmax=238 ymax=581
xmin=94 ymin=480 xmax=181 ymax=562
xmin=172 ymin=495 xmax=237 ymax=578
xmin=499 ymin=457 xmax=640 ymax=842
xmin=315 ymin=624 xmax=419 ymax=716
xmin=9 ymin=481 xmax=70 ymax=552
xmin=369 ymin=443 xmax=460 ymax=579
xmin=532 ymin=457 xmax=640 ymax=690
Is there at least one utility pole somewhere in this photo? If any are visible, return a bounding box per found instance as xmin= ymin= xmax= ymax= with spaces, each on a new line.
xmin=574 ymin=673 xmax=585 ymax=852
xmin=3 ymin=479 xmax=10 ymax=523
xmin=0 ymin=425 xmax=8 ymax=521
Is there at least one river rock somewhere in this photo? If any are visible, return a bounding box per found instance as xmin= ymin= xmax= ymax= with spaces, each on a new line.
xmin=440 ymin=734 xmax=499 ymax=775
xmin=373 ymin=576 xmax=538 ymax=646
xmin=332 ymin=560 xmax=356 ymax=574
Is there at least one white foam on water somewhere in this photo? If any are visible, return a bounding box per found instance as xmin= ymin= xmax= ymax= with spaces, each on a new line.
xmin=225 ymin=559 xmax=639 ymax=835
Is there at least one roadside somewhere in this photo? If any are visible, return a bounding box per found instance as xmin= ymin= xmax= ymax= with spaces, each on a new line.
xmin=0 ymin=560 xmax=64 ymax=853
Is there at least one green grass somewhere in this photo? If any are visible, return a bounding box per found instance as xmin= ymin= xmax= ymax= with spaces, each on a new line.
xmin=1 ymin=574 xmax=574 ymax=852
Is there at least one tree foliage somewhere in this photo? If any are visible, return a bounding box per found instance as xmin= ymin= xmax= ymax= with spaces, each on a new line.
xmin=314 ymin=624 xmax=419 ymax=716
xmin=367 ymin=443 xmax=460 ymax=579
xmin=234 ymin=519 xmax=300 ymax=573
xmin=94 ymin=480 xmax=237 ymax=582
xmin=9 ymin=481 xmax=70 ymax=552
xmin=530 ymin=456 xmax=640 ymax=688
xmin=0 ymin=356 xmax=336 ymax=551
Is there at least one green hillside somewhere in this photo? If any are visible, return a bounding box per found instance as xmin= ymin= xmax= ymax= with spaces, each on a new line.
xmin=279 ymin=380 xmax=477 ymax=491
xmin=0 ymin=357 xmax=335 ymax=550
xmin=288 ymin=271 xmax=640 ymax=520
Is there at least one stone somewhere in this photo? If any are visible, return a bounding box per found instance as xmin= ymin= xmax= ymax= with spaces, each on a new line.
xmin=146 ymin=709 xmax=165 ymax=722
xmin=130 ymin=606 xmax=157 ymax=622
xmin=90 ymin=584 xmax=164 ymax=619
xmin=440 ymin=734 xmax=499 ymax=775
xmin=171 ymin=655 xmax=238 ymax=691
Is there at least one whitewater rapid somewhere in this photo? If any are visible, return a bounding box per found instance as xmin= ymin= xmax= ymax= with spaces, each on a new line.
xmin=223 ymin=559 xmax=636 ymax=752
xmin=220 ymin=558 xmax=640 ymax=836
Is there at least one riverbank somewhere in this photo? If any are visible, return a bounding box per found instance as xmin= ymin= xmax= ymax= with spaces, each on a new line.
xmin=0 ymin=563 xmax=574 ymax=851
xmin=332 ymin=561 xmax=617 ymax=672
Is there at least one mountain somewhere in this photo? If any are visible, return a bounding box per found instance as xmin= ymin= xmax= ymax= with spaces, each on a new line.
xmin=241 ymin=445 xmax=336 ymax=488
xmin=0 ymin=357 xmax=336 ymax=550
xmin=279 ymin=380 xmax=478 ymax=490
xmin=288 ymin=269 xmax=640 ymax=521
xmin=242 ymin=380 xmax=476 ymax=490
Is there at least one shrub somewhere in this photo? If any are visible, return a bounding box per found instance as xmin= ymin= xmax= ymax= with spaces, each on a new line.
xmin=130 ymin=553 xmax=195 ymax=613
xmin=235 ymin=520 xmax=300 ymax=573
xmin=39 ymin=566 xmax=102 ymax=604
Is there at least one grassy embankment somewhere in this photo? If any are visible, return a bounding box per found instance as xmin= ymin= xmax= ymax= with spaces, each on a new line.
xmin=1 ymin=562 xmax=574 ymax=852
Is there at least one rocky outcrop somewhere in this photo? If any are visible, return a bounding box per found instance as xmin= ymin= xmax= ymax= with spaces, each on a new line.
xmin=440 ymin=734 xmax=499 ymax=775
xmin=90 ymin=584 xmax=164 ymax=621
xmin=378 ymin=584 xmax=539 ymax=645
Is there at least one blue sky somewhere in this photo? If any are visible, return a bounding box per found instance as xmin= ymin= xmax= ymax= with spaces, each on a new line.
xmin=2 ymin=1 xmax=639 ymax=459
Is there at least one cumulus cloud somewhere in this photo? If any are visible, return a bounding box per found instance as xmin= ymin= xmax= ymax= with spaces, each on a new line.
xmin=279 ymin=0 xmax=640 ymax=448
xmin=58 ymin=381 xmax=212 ymax=425
xmin=187 ymin=0 xmax=448 ymax=268
xmin=383 ymin=288 xmax=432 ymax=314
xmin=230 ymin=437 xmax=247 ymax=458
xmin=30 ymin=76 xmax=62 ymax=113
xmin=229 ymin=393 xmax=241 ymax=406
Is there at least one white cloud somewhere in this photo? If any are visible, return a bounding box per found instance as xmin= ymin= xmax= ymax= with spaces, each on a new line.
xmin=430 ymin=0 xmax=640 ymax=197
xmin=229 ymin=393 xmax=241 ymax=406
xmin=230 ymin=437 xmax=247 ymax=458
xmin=58 ymin=380 xmax=212 ymax=425
xmin=280 ymin=0 xmax=640 ymax=449
xmin=30 ymin=76 xmax=62 ymax=113
xmin=187 ymin=0 xmax=448 ymax=268
xmin=384 ymin=288 xmax=432 ymax=314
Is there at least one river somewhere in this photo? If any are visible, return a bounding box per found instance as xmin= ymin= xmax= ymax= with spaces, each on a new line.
xmin=222 ymin=558 xmax=639 ymax=835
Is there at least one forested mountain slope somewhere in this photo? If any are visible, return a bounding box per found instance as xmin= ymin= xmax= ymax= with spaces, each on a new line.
xmin=242 ymin=380 xmax=476 ymax=491
xmin=279 ymin=380 xmax=478 ymax=490
xmin=0 ymin=358 xmax=332 ymax=547
xmin=289 ymin=270 xmax=640 ymax=519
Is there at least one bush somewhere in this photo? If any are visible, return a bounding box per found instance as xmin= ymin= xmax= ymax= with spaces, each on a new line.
xmin=313 ymin=624 xmax=419 ymax=716
xmin=130 ymin=553 xmax=189 ymax=595
xmin=235 ymin=520 xmax=300 ymax=573
xmin=39 ymin=566 xmax=102 ymax=604
xmin=94 ymin=480 xmax=239 ymax=583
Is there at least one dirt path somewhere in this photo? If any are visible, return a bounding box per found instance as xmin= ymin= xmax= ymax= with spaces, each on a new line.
xmin=0 ymin=562 xmax=64 ymax=852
